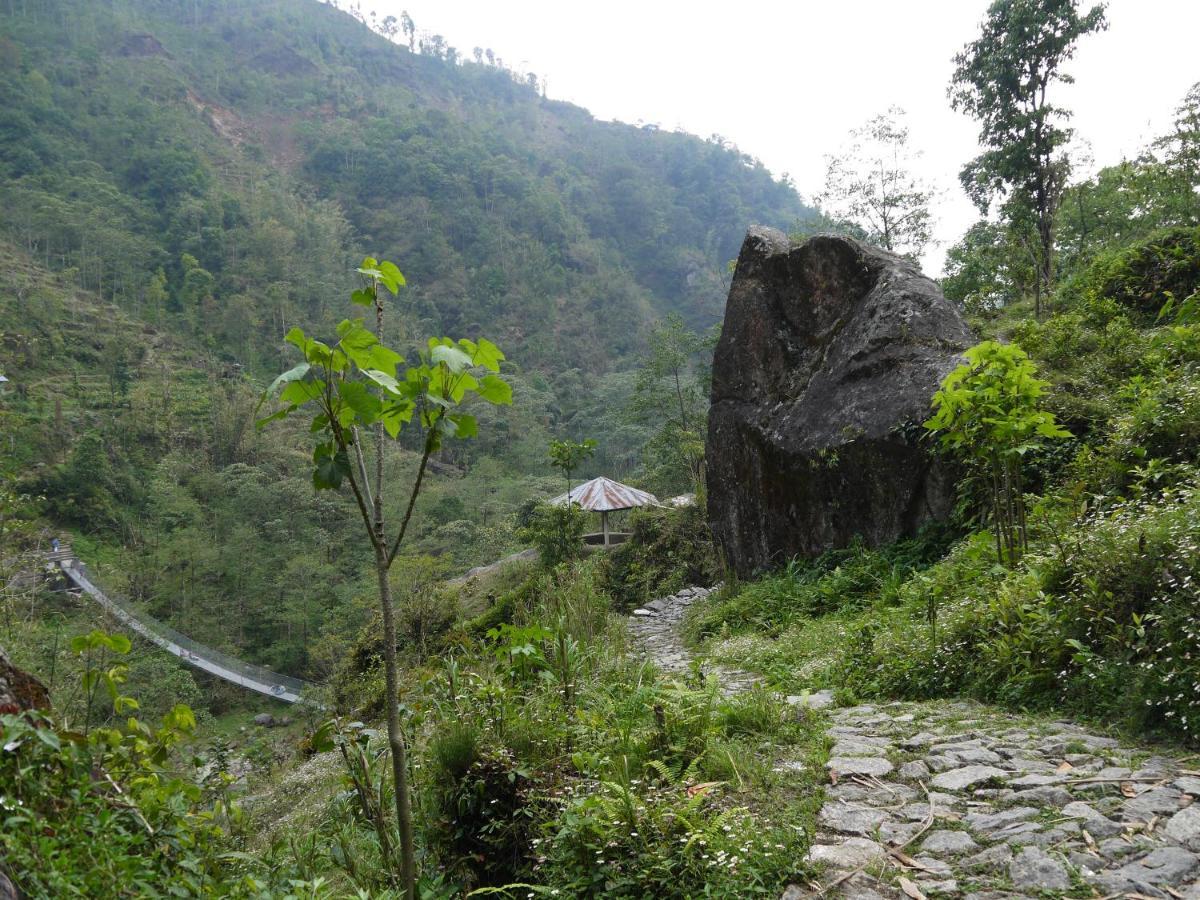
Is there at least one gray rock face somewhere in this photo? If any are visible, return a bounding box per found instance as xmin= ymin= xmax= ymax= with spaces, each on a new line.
xmin=1009 ymin=846 xmax=1071 ymax=891
xmin=827 ymin=756 xmax=895 ymax=778
xmin=1176 ymin=776 xmax=1200 ymax=795
xmin=1122 ymin=787 xmax=1185 ymax=821
xmin=706 ymin=228 xmax=973 ymax=576
xmin=819 ymin=802 xmax=891 ymax=836
xmin=1093 ymin=846 xmax=1200 ymax=893
xmin=931 ymin=765 xmax=1008 ymax=792
xmin=787 ymin=689 xmax=835 ymax=710
xmin=807 ymin=837 xmax=887 ymax=870
xmin=1167 ymin=807 xmax=1200 ymax=850
xmin=964 ymin=843 xmax=1014 ymax=872
xmin=965 ymin=807 xmax=1040 ymax=837
xmin=923 ymin=830 xmax=980 ymax=855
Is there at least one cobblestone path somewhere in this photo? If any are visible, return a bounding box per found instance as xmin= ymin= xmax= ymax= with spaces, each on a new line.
xmin=630 ymin=588 xmax=1200 ymax=899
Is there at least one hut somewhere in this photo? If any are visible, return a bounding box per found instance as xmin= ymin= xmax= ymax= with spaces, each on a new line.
xmin=549 ymin=476 xmax=661 ymax=546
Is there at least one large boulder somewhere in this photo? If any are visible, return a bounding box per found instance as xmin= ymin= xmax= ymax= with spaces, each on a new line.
xmin=706 ymin=228 xmax=973 ymax=577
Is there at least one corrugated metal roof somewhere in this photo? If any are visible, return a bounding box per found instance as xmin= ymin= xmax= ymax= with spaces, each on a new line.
xmin=549 ymin=476 xmax=661 ymax=512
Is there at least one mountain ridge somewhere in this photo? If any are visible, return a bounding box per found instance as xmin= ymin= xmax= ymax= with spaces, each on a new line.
xmin=1 ymin=0 xmax=812 ymax=379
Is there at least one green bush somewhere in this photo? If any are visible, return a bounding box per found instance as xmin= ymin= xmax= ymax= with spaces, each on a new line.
xmin=1060 ymin=225 xmax=1200 ymax=320
xmin=535 ymin=752 xmax=811 ymax=898
xmin=602 ymin=503 xmax=718 ymax=611
xmin=836 ymin=485 xmax=1200 ymax=739
xmin=0 ymin=636 xmax=313 ymax=897
xmin=426 ymin=736 xmax=538 ymax=890
xmin=520 ymin=502 xmax=587 ymax=568
xmin=691 ymin=528 xmax=957 ymax=641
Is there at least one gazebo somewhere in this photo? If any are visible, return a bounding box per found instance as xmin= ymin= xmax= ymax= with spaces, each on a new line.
xmin=549 ymin=476 xmax=661 ymax=546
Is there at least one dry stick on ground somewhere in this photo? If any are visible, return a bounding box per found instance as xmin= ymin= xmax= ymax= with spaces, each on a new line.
xmin=818 ymin=781 xmax=937 ymax=896
xmin=1067 ymin=776 xmax=1168 ymax=785
xmin=844 ymin=775 xmax=909 ymax=811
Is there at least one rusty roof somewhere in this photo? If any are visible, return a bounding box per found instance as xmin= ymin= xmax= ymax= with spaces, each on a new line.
xmin=549 ymin=476 xmax=661 ymax=512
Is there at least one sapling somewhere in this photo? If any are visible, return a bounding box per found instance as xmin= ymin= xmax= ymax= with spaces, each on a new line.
xmin=925 ymin=340 xmax=1069 ymax=565
xmin=258 ymin=258 xmax=512 ymax=898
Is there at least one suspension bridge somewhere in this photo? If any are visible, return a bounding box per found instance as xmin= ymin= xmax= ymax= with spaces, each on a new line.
xmin=49 ymin=545 xmax=314 ymax=704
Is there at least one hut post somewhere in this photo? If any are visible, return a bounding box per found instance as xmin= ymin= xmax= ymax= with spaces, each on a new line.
xmin=601 ymin=510 xmax=610 ymax=546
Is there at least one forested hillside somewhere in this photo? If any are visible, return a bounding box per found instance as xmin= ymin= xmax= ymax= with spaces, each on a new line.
xmin=0 ymin=0 xmax=809 ymax=679
xmin=6 ymin=1 xmax=1200 ymax=897
xmin=0 ymin=0 xmax=807 ymax=371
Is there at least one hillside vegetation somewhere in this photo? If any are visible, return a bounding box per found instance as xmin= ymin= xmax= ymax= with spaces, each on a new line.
xmin=3 ymin=0 xmax=1200 ymax=897
xmin=0 ymin=0 xmax=807 ymax=683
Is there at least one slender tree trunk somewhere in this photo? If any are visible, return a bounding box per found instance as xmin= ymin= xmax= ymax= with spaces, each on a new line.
xmin=1014 ymin=460 xmax=1028 ymax=554
xmin=376 ymin=552 xmax=416 ymax=899
xmin=1004 ymin=462 xmax=1018 ymax=565
xmin=673 ymin=368 xmax=689 ymax=434
xmin=1037 ymin=214 xmax=1054 ymax=320
xmin=990 ymin=466 xmax=1004 ymax=565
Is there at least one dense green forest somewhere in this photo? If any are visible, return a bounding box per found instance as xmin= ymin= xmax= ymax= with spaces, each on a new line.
xmin=0 ymin=0 xmax=807 ymax=681
xmin=3 ymin=0 xmax=1200 ymax=896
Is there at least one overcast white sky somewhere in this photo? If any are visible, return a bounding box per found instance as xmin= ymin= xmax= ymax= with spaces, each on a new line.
xmin=371 ymin=0 xmax=1199 ymax=275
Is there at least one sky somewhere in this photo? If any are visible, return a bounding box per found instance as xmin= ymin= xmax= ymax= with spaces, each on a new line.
xmin=370 ymin=0 xmax=1200 ymax=275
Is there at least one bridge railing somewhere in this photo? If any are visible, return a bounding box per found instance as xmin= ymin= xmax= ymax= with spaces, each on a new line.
xmin=61 ymin=559 xmax=312 ymax=703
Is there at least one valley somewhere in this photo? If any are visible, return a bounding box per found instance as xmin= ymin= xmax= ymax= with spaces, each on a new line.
xmin=2 ymin=0 xmax=1200 ymax=898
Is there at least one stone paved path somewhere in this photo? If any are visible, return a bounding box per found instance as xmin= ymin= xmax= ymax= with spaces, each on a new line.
xmin=628 ymin=585 xmax=767 ymax=696
xmin=630 ymin=588 xmax=1200 ymax=899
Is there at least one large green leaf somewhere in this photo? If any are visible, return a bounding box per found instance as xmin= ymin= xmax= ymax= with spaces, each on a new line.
xmin=109 ymin=633 xmax=131 ymax=654
xmin=430 ymin=343 xmax=472 ymax=373
xmin=254 ymin=408 xmax=289 ymax=429
xmin=312 ymin=444 xmax=351 ymax=490
xmin=367 ymin=344 xmax=404 ymax=377
xmin=361 ymin=368 xmax=403 ymax=395
xmin=476 ymin=374 xmax=513 ymax=405
xmin=380 ymin=400 xmax=415 ymax=438
xmin=280 ymin=379 xmax=325 ymax=406
xmin=356 ymin=258 xmax=405 ymax=294
xmin=377 ymin=260 xmax=406 ymax=294
xmin=255 ymin=362 xmax=312 ymax=424
xmin=338 ymin=321 xmax=384 ymax=372
xmin=471 ymin=338 xmax=505 ymax=373
xmin=337 ymin=381 xmax=382 ymax=424
xmin=448 ymin=413 xmax=478 ymax=438
xmin=284 ymin=327 xmax=307 ymax=351
xmin=256 ymin=362 xmax=311 ymax=414
xmin=336 ymin=318 xmax=374 ymax=344
xmin=304 ymin=338 xmax=334 ymax=367
xmin=265 ymin=361 xmax=311 ymax=393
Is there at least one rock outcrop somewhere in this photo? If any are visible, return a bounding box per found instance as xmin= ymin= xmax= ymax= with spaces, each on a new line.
xmin=706 ymin=228 xmax=973 ymax=577
xmin=0 ymin=644 xmax=50 ymax=714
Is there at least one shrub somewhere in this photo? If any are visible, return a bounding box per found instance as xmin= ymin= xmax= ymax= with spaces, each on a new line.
xmin=1060 ymin=225 xmax=1200 ymax=320
xmin=520 ymin=502 xmax=586 ymax=568
xmin=0 ymin=634 xmax=312 ymax=897
xmin=426 ymin=735 xmax=537 ymax=889
xmin=690 ymin=528 xmax=957 ymax=641
xmin=602 ymin=503 xmax=717 ymax=611
xmin=836 ymin=485 xmax=1200 ymax=740
xmin=535 ymin=756 xmax=811 ymax=898
xmin=925 ymin=340 xmax=1071 ymax=565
